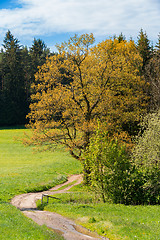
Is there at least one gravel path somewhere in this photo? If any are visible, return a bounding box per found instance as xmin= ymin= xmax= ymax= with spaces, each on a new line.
xmin=11 ymin=175 xmax=108 ymax=240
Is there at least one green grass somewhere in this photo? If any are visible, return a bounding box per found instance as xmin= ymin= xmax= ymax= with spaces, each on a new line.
xmin=0 ymin=203 xmax=64 ymax=240
xmin=0 ymin=128 xmax=82 ymax=239
xmin=1 ymin=128 xmax=160 ymax=240
xmin=0 ymin=128 xmax=81 ymax=201
xmin=39 ymin=185 xmax=160 ymax=240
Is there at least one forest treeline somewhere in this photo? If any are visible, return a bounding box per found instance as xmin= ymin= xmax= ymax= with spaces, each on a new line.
xmin=0 ymin=30 xmax=52 ymax=126
xmin=0 ymin=29 xmax=160 ymax=126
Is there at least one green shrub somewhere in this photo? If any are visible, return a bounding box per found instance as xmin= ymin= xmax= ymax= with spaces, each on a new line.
xmin=84 ymin=124 xmax=160 ymax=205
xmin=84 ymin=129 xmax=136 ymax=204
xmin=131 ymin=110 xmax=160 ymax=204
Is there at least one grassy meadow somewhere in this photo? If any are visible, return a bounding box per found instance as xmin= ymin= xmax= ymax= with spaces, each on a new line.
xmin=39 ymin=185 xmax=160 ymax=240
xmin=0 ymin=127 xmax=81 ymax=239
xmin=0 ymin=128 xmax=160 ymax=240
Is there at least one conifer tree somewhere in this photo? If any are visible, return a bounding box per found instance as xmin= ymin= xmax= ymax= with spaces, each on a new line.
xmin=145 ymin=34 xmax=160 ymax=110
xmin=29 ymin=38 xmax=50 ymax=75
xmin=28 ymin=39 xmax=50 ymax=96
xmin=155 ymin=33 xmax=160 ymax=54
xmin=117 ymin=32 xmax=126 ymax=42
xmin=0 ymin=30 xmax=27 ymax=125
xmin=137 ymin=29 xmax=152 ymax=72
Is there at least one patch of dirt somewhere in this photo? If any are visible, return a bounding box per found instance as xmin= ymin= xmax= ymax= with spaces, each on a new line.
xmin=11 ymin=174 xmax=109 ymax=240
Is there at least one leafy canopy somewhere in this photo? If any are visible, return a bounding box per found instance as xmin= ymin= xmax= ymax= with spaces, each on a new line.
xmin=27 ymin=34 xmax=147 ymax=160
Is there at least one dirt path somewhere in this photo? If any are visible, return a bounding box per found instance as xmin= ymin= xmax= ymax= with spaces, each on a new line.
xmin=11 ymin=175 xmax=108 ymax=240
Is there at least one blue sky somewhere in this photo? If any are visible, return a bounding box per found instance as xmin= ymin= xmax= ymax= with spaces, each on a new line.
xmin=0 ymin=0 xmax=159 ymax=51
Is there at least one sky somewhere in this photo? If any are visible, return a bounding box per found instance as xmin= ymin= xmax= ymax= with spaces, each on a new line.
xmin=0 ymin=0 xmax=159 ymax=52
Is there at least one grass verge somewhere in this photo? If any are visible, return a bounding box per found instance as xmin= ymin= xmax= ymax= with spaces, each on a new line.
xmin=0 ymin=202 xmax=64 ymax=240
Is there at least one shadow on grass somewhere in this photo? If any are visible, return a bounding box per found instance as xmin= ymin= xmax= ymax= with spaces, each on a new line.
xmin=0 ymin=125 xmax=26 ymax=130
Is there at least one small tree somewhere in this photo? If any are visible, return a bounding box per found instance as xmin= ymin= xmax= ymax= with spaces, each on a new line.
xmin=84 ymin=127 xmax=135 ymax=204
xmin=132 ymin=110 xmax=160 ymax=204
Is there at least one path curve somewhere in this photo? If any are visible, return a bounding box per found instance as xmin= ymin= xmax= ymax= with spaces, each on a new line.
xmin=11 ymin=175 xmax=108 ymax=240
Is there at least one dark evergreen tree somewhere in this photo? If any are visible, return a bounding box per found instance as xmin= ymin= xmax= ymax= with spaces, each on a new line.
xmin=137 ymin=29 xmax=152 ymax=72
xmin=117 ymin=32 xmax=126 ymax=42
xmin=28 ymin=38 xmax=50 ymax=96
xmin=136 ymin=29 xmax=153 ymax=113
xmin=0 ymin=30 xmax=28 ymax=125
xmin=29 ymin=38 xmax=50 ymax=74
xmin=155 ymin=33 xmax=160 ymax=54
xmin=145 ymin=34 xmax=160 ymax=110
xmin=21 ymin=46 xmax=32 ymax=103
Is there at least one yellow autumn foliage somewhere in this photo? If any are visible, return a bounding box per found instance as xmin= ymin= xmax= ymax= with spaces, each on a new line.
xmin=27 ymin=34 xmax=147 ymax=159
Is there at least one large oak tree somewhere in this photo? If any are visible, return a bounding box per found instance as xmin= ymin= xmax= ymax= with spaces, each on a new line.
xmin=27 ymin=34 xmax=147 ymax=173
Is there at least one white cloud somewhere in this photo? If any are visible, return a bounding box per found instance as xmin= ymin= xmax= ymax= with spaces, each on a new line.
xmin=0 ymin=0 xmax=159 ymax=45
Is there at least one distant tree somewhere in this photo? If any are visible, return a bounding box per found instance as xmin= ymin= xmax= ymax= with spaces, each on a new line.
xmin=136 ymin=29 xmax=154 ymax=112
xmin=26 ymin=34 xmax=147 ymax=182
xmin=29 ymin=38 xmax=50 ymax=75
xmin=117 ymin=32 xmax=126 ymax=42
xmin=21 ymin=46 xmax=32 ymax=102
xmin=137 ymin=29 xmax=152 ymax=72
xmin=0 ymin=30 xmax=27 ymax=125
xmin=28 ymin=39 xmax=51 ymax=98
xmin=155 ymin=33 xmax=160 ymax=53
xmin=0 ymin=50 xmax=4 ymax=90
xmin=145 ymin=34 xmax=160 ymax=110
